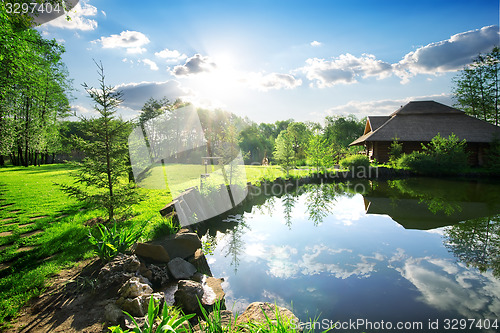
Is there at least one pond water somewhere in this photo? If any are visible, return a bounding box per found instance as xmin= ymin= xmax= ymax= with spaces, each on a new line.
xmin=196 ymin=177 xmax=500 ymax=332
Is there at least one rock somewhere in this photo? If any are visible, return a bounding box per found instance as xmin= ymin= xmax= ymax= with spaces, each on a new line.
xmin=195 ymin=310 xmax=235 ymax=332
xmin=139 ymin=262 xmax=153 ymax=281
xmin=134 ymin=243 xmax=170 ymax=263
xmin=104 ymin=302 xmax=124 ymax=325
xmin=174 ymin=280 xmax=204 ymax=314
xmin=236 ymin=302 xmax=299 ymax=329
xmin=118 ymin=277 xmax=153 ymax=298
xmin=117 ymin=292 xmax=164 ymax=317
xmin=168 ymin=257 xmax=197 ymax=280
xmin=124 ymin=315 xmax=145 ymax=331
xmin=153 ymin=232 xmax=202 ymax=260
xmin=148 ymin=264 xmax=170 ymax=289
xmin=174 ymin=277 xmax=225 ymax=314
xmin=204 ymin=277 xmax=225 ymax=303
xmin=97 ymin=254 xmax=141 ymax=293
xmin=188 ymin=249 xmax=212 ymax=276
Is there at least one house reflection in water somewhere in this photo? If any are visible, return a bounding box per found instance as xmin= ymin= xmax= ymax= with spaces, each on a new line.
xmin=362 ymin=178 xmax=500 ymax=230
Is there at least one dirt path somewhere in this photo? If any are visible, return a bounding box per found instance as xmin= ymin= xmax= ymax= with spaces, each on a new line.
xmin=5 ymin=259 xmax=110 ymax=333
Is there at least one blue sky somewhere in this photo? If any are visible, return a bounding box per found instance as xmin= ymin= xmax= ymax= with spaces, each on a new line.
xmin=38 ymin=0 xmax=499 ymax=123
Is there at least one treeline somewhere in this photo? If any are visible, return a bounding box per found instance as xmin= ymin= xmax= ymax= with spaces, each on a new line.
xmin=0 ymin=3 xmax=71 ymax=167
xmin=133 ymin=97 xmax=365 ymax=167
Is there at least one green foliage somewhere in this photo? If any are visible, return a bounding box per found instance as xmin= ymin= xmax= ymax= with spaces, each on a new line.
xmin=109 ymin=297 xmax=195 ymax=333
xmin=339 ymin=154 xmax=370 ymax=170
xmin=148 ymin=217 xmax=180 ymax=240
xmin=0 ymin=2 xmax=71 ymax=167
xmin=388 ymin=137 xmax=403 ymax=163
xmin=59 ymin=62 xmax=140 ymax=221
xmin=453 ymin=46 xmax=500 ymax=125
xmin=88 ymin=223 xmax=141 ymax=262
xmin=323 ymin=115 xmax=365 ymax=148
xmin=307 ymin=133 xmax=332 ymax=172
xmin=274 ymin=130 xmax=295 ymax=178
xmin=397 ymin=133 xmax=469 ymax=175
xmin=486 ymin=139 xmax=500 ymax=172
xmin=198 ymin=298 xmax=232 ymax=333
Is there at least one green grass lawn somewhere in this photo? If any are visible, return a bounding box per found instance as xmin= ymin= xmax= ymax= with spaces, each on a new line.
xmin=0 ymin=162 xmax=310 ymax=326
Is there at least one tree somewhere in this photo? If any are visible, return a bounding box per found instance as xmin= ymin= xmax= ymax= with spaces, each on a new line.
xmin=274 ymin=130 xmax=295 ymax=177
xmin=60 ymin=62 xmax=139 ymax=221
xmin=323 ymin=114 xmax=365 ymax=147
xmin=453 ymin=47 xmax=500 ymax=125
xmin=307 ymin=132 xmax=332 ymax=172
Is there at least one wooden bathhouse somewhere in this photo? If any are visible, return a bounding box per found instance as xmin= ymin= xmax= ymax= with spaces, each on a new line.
xmin=349 ymin=101 xmax=500 ymax=165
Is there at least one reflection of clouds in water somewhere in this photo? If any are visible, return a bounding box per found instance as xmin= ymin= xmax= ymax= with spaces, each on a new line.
xmin=331 ymin=195 xmax=366 ymax=226
xmin=392 ymin=250 xmax=500 ymax=320
xmin=221 ymin=277 xmax=251 ymax=314
xmin=262 ymin=289 xmax=288 ymax=308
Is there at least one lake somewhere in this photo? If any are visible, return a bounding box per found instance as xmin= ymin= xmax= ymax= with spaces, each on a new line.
xmin=195 ymin=177 xmax=500 ymax=332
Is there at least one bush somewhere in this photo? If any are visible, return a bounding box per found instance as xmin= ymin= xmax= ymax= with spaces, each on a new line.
xmin=148 ymin=217 xmax=180 ymax=240
xmin=339 ymin=154 xmax=370 ymax=170
xmin=397 ymin=133 xmax=469 ymax=175
xmin=88 ymin=223 xmax=141 ymax=262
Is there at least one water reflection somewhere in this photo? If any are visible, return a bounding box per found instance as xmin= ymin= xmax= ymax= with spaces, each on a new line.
xmin=196 ymin=177 xmax=500 ymax=330
xmin=445 ymin=215 xmax=500 ymax=278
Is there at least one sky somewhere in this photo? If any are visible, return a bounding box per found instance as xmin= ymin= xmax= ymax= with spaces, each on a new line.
xmin=38 ymin=0 xmax=500 ymax=124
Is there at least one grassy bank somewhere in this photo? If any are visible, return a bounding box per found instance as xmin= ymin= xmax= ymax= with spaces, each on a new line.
xmin=0 ymin=162 xmax=314 ymax=326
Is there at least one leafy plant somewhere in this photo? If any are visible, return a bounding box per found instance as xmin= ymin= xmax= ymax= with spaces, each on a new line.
xmin=339 ymin=154 xmax=370 ymax=170
xmin=88 ymin=222 xmax=141 ymax=262
xmin=388 ymin=137 xmax=403 ymax=163
xmin=149 ymin=217 xmax=180 ymax=240
xmin=109 ymin=297 xmax=195 ymax=333
xmin=397 ymin=133 xmax=469 ymax=175
xmin=197 ymin=298 xmax=233 ymax=333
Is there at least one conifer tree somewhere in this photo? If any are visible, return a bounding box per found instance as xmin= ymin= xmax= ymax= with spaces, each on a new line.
xmin=60 ymin=62 xmax=139 ymax=221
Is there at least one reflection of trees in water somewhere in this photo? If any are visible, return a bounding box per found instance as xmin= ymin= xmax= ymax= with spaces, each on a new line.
xmin=445 ymin=215 xmax=500 ymax=278
xmin=388 ymin=179 xmax=462 ymax=216
xmin=222 ymin=214 xmax=250 ymax=274
xmin=281 ymin=193 xmax=295 ymax=229
xmin=255 ymin=196 xmax=277 ymax=217
xmin=303 ymin=183 xmax=338 ymax=226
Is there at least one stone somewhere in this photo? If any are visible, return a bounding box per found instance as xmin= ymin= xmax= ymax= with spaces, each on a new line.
xmin=167 ymin=257 xmax=197 ymax=280
xmin=188 ymin=249 xmax=212 ymax=276
xmin=174 ymin=280 xmax=204 ymax=314
xmin=139 ymin=262 xmax=153 ymax=281
xmin=148 ymin=264 xmax=170 ymax=289
xmin=236 ymin=302 xmax=299 ymax=328
xmin=104 ymin=302 xmax=124 ymax=325
xmin=97 ymin=254 xmax=141 ymax=293
xmin=153 ymin=232 xmax=202 ymax=260
xmin=134 ymin=243 xmax=171 ymax=263
xmin=117 ymin=292 xmax=164 ymax=317
xmin=204 ymin=277 xmax=225 ymax=303
xmin=118 ymin=277 xmax=153 ymax=298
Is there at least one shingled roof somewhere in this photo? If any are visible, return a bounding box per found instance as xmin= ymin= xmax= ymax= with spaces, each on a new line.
xmin=350 ymin=101 xmax=500 ymax=146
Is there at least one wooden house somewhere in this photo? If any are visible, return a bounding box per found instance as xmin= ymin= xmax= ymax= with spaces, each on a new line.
xmin=349 ymin=101 xmax=500 ymax=165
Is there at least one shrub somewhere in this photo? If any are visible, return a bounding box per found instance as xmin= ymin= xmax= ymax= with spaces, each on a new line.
xmin=397 ymin=133 xmax=469 ymax=175
xmin=388 ymin=137 xmax=403 ymax=163
xmin=486 ymin=139 xmax=500 ymax=172
xmin=149 ymin=217 xmax=180 ymax=240
xmin=88 ymin=223 xmax=141 ymax=262
xmin=339 ymin=154 xmax=370 ymax=170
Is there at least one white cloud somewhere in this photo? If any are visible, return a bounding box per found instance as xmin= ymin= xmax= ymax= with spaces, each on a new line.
xmin=394 ymin=25 xmax=500 ymax=83
xmin=96 ymin=30 xmax=150 ymax=54
xmin=155 ymin=48 xmax=188 ymax=62
xmin=44 ymin=1 xmax=98 ymax=31
xmin=245 ymin=72 xmax=302 ymax=91
xmin=310 ymin=40 xmax=322 ymax=47
xmin=141 ymin=59 xmax=159 ymax=71
xmin=70 ymin=104 xmax=97 ymax=117
xmin=115 ymin=80 xmax=191 ymax=109
xmin=300 ymin=53 xmax=392 ymax=88
xmin=171 ymin=54 xmax=217 ymax=77
xmin=324 ymin=93 xmax=454 ymax=118
xmin=300 ymin=26 xmax=499 ymax=86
